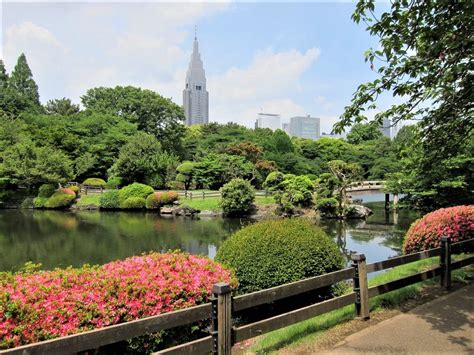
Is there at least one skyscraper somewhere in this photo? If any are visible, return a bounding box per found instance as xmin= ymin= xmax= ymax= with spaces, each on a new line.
xmin=289 ymin=115 xmax=320 ymax=139
xmin=183 ymin=34 xmax=209 ymax=125
xmin=255 ymin=113 xmax=281 ymax=131
xmin=380 ymin=118 xmax=391 ymax=138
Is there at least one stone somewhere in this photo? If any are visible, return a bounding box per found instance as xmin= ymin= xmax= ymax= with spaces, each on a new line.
xmin=160 ymin=207 xmax=174 ymax=214
xmin=172 ymin=205 xmax=200 ymax=216
xmin=346 ymin=204 xmax=373 ymax=219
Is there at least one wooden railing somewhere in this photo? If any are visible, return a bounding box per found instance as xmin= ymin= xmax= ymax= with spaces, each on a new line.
xmin=176 ymin=190 xmax=270 ymax=200
xmin=1 ymin=238 xmax=472 ymax=355
xmin=347 ymin=180 xmax=385 ymax=192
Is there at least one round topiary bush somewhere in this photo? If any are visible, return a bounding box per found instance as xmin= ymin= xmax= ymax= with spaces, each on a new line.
xmin=99 ymin=190 xmax=120 ymax=209
xmin=66 ymin=185 xmax=79 ymax=194
xmin=33 ymin=197 xmax=48 ymax=208
xmin=316 ymin=197 xmax=339 ymax=217
xmin=58 ymin=188 xmax=76 ymax=196
xmin=403 ymin=205 xmax=474 ymax=254
xmin=37 ymin=184 xmax=56 ymax=198
xmin=219 ymin=179 xmax=255 ymax=216
xmin=44 ymin=191 xmax=76 ymax=209
xmin=122 ymin=196 xmax=146 ymax=209
xmin=119 ymin=183 xmax=154 ymax=206
xmin=0 ymin=252 xmax=236 ymax=351
xmin=167 ymin=191 xmax=179 ymax=203
xmin=82 ymin=178 xmax=106 ymax=187
xmin=263 ymin=171 xmax=284 ymax=191
xmin=146 ymin=192 xmax=163 ymax=209
xmin=215 ymin=219 xmax=344 ymax=294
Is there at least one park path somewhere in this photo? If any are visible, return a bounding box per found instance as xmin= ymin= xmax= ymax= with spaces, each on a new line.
xmin=327 ymin=283 xmax=474 ymax=354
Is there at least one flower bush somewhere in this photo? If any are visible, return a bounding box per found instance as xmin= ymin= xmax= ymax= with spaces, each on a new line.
xmin=145 ymin=191 xmax=179 ymax=209
xmin=58 ymin=188 xmax=76 ymax=196
xmin=66 ymin=185 xmax=79 ymax=194
xmin=0 ymin=253 xmax=236 ymax=350
xmin=403 ymin=205 xmax=474 ymax=254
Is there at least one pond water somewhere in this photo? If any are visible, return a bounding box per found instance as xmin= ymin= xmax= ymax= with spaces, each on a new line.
xmin=0 ymin=196 xmax=420 ymax=272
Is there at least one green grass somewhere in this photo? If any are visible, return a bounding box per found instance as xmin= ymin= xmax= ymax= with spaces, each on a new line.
xmin=178 ymin=194 xmax=275 ymax=213
xmin=249 ymin=256 xmax=473 ymax=353
xmin=76 ymin=194 xmax=101 ymax=207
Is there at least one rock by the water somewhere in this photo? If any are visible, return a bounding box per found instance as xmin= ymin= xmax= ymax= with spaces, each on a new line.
xmin=160 ymin=207 xmax=174 ymax=214
xmin=172 ymin=205 xmax=200 ymax=216
xmin=199 ymin=210 xmax=222 ymax=217
xmin=346 ymin=204 xmax=372 ymax=219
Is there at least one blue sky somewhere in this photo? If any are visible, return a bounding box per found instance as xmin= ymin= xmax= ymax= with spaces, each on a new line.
xmin=2 ymin=1 xmax=390 ymax=133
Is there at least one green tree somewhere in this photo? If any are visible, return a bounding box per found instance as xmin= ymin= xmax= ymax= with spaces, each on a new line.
xmin=327 ymin=160 xmax=362 ymax=215
xmin=8 ymin=53 xmax=41 ymax=112
xmin=45 ymin=98 xmax=80 ymax=116
xmin=272 ymin=129 xmax=294 ymax=153
xmin=81 ymin=86 xmax=185 ymax=154
xmin=175 ymin=161 xmax=196 ymax=190
xmin=219 ymin=178 xmax=255 ymax=216
xmin=0 ymin=60 xmax=8 ymax=88
xmin=346 ymin=123 xmax=383 ymax=144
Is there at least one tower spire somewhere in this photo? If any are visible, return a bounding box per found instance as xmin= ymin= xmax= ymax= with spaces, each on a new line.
xmin=194 ymin=25 xmax=197 ymax=40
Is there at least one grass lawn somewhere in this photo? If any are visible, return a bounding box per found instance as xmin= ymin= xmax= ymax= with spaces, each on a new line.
xmin=76 ymin=193 xmax=101 ymax=206
xmin=178 ymin=194 xmax=275 ymax=212
xmin=248 ymin=256 xmax=473 ymax=353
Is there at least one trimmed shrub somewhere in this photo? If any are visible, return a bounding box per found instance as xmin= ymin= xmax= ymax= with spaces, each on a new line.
xmin=122 ymin=197 xmax=146 ymax=209
xmin=44 ymin=191 xmax=76 ymax=209
xmin=215 ymin=219 xmax=344 ymax=294
xmin=119 ymin=183 xmax=154 ymax=206
xmin=20 ymin=197 xmax=34 ymax=209
xmin=82 ymin=178 xmax=106 ymax=187
xmin=316 ymin=197 xmax=339 ymax=217
xmin=106 ymin=177 xmax=123 ymax=189
xmin=0 ymin=253 xmax=236 ymax=350
xmin=66 ymin=185 xmax=79 ymax=194
xmin=403 ymin=205 xmax=474 ymax=254
xmin=99 ymin=190 xmax=120 ymax=209
xmin=58 ymin=188 xmax=76 ymax=196
xmin=33 ymin=197 xmax=48 ymax=208
xmin=167 ymin=191 xmax=179 ymax=203
xmin=219 ymin=179 xmax=255 ymax=216
xmin=263 ymin=171 xmax=284 ymax=191
xmin=38 ymin=184 xmax=56 ymax=198
xmin=146 ymin=192 xmax=162 ymax=209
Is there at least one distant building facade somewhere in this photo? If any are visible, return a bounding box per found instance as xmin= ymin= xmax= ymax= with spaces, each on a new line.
xmin=289 ymin=115 xmax=320 ymax=139
xmin=380 ymin=118 xmax=391 ymax=138
xmin=183 ymin=35 xmax=209 ymax=125
xmin=282 ymin=123 xmax=290 ymax=135
xmin=255 ymin=113 xmax=281 ymax=131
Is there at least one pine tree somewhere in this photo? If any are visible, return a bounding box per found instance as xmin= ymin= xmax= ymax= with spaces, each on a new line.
xmin=9 ymin=53 xmax=40 ymax=109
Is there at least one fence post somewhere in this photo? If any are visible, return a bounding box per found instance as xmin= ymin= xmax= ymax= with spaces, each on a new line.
xmin=211 ymin=283 xmax=232 ymax=355
xmin=190 ymin=192 xmax=193 ymax=200
xmin=440 ymin=237 xmax=452 ymax=289
xmin=351 ymin=253 xmax=370 ymax=320
xmin=202 ymin=191 xmax=205 ymax=199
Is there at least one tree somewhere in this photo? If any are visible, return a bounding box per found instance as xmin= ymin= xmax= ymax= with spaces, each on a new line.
xmin=225 ymin=141 xmax=263 ymax=163
xmin=346 ymin=123 xmax=383 ymax=144
xmin=8 ymin=53 xmax=41 ymax=112
xmin=81 ymin=86 xmax=185 ymax=154
xmin=0 ymin=60 xmax=8 ymax=88
xmin=45 ymin=98 xmax=80 ymax=116
xmin=327 ymin=160 xmax=362 ymax=215
xmin=272 ymin=129 xmax=294 ymax=153
xmin=175 ymin=161 xmax=196 ymax=190
xmin=110 ymin=132 xmax=178 ymax=188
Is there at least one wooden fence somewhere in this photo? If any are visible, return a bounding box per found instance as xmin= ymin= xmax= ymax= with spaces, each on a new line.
xmin=1 ymin=237 xmax=472 ymax=355
xmin=176 ymin=190 xmax=270 ymax=200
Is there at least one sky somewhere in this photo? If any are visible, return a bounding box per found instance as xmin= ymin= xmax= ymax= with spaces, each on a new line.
xmin=1 ymin=1 xmax=391 ymax=134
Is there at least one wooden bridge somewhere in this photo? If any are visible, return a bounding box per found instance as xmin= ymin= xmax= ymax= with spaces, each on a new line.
xmin=2 ymin=238 xmax=472 ymax=355
xmin=347 ymin=180 xmax=385 ymax=193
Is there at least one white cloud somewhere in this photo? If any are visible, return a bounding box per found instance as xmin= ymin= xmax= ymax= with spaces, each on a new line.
xmin=210 ymin=47 xmax=320 ymax=126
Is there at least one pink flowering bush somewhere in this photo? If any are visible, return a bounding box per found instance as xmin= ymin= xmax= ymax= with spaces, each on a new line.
xmin=0 ymin=253 xmax=236 ymax=350
xmin=403 ymin=205 xmax=474 ymax=254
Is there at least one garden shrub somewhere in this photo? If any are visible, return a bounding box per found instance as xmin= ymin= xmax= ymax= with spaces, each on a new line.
xmin=119 ymin=183 xmax=154 ymax=206
xmin=167 ymin=191 xmax=179 ymax=203
xmin=58 ymin=188 xmax=76 ymax=196
xmin=20 ymin=197 xmax=34 ymax=209
xmin=146 ymin=191 xmax=179 ymax=209
xmin=403 ymin=205 xmax=474 ymax=254
xmin=37 ymin=184 xmax=56 ymax=198
xmin=99 ymin=190 xmax=120 ymax=209
xmin=219 ymin=179 xmax=255 ymax=216
xmin=122 ymin=197 xmax=146 ymax=209
xmin=215 ymin=219 xmax=344 ymax=294
xmin=106 ymin=177 xmax=123 ymax=189
xmin=66 ymin=185 xmax=79 ymax=194
xmin=273 ymin=175 xmax=314 ymax=214
xmin=82 ymin=178 xmax=106 ymax=187
xmin=0 ymin=253 xmax=236 ymax=351
xmin=44 ymin=191 xmax=76 ymax=209
xmin=33 ymin=197 xmax=48 ymax=208
xmin=316 ymin=197 xmax=339 ymax=217
xmin=263 ymin=171 xmax=284 ymax=191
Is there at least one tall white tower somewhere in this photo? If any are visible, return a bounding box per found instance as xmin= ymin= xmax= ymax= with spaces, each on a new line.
xmin=183 ymin=33 xmax=209 ymax=125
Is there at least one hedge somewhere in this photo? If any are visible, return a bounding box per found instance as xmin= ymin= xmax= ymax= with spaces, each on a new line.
xmin=82 ymin=178 xmax=106 ymax=187
xmin=215 ymin=219 xmax=344 ymax=294
xmin=99 ymin=190 xmax=120 ymax=209
xmin=44 ymin=191 xmax=76 ymax=209
xmin=119 ymin=183 xmax=154 ymax=207
xmin=122 ymin=197 xmax=146 ymax=209
xmin=0 ymin=253 xmax=236 ymax=351
xmin=403 ymin=205 xmax=474 ymax=254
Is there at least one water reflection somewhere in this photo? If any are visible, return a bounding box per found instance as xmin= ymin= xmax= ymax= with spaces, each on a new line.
xmin=0 ymin=203 xmax=420 ymax=272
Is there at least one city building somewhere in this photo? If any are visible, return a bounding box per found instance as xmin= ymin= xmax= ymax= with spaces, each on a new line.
xmin=380 ymin=118 xmax=391 ymax=138
xmin=183 ymin=34 xmax=209 ymax=125
xmin=282 ymin=123 xmax=290 ymax=135
xmin=289 ymin=115 xmax=320 ymax=139
xmin=255 ymin=113 xmax=281 ymax=131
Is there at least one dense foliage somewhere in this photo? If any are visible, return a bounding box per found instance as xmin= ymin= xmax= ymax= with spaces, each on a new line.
xmin=121 ymin=197 xmax=146 ymax=210
xmin=403 ymin=206 xmax=474 ymax=254
xmin=215 ymin=219 xmax=344 ymax=294
xmin=118 ymin=183 xmax=154 ymax=207
xmin=219 ymin=179 xmax=255 ymax=216
xmin=145 ymin=191 xmax=179 ymax=209
xmin=99 ymin=190 xmax=120 ymax=209
xmin=43 ymin=190 xmax=76 ymax=209
xmin=82 ymin=178 xmax=106 ymax=187
xmin=0 ymin=253 xmax=236 ymax=350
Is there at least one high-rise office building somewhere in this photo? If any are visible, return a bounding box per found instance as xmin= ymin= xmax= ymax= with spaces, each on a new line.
xmin=289 ymin=115 xmax=320 ymax=140
xmin=380 ymin=118 xmax=391 ymax=138
xmin=255 ymin=113 xmax=281 ymax=131
xmin=183 ymin=35 xmax=209 ymax=125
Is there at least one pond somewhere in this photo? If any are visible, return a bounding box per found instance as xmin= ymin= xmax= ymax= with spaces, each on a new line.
xmin=0 ymin=198 xmax=420 ymax=272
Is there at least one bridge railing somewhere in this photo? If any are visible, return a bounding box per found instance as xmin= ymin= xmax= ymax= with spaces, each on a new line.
xmin=2 ymin=237 xmax=472 ymax=355
xmin=176 ymin=190 xmax=270 ymax=200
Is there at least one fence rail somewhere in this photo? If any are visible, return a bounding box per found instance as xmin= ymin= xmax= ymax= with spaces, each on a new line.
xmin=176 ymin=190 xmax=271 ymax=200
xmin=1 ymin=237 xmax=472 ymax=355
